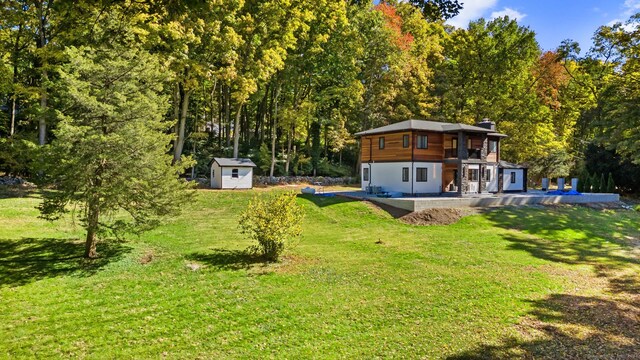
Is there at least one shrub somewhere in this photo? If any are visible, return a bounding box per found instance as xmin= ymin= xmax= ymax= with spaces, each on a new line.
xmin=239 ymin=192 xmax=304 ymax=261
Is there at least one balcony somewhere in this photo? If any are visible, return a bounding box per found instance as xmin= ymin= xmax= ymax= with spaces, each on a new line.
xmin=445 ymin=148 xmax=482 ymax=159
xmin=444 ymin=149 xmax=458 ymax=158
xmin=468 ymin=148 xmax=482 ymax=159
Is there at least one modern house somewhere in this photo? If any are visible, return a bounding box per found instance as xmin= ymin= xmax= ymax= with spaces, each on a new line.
xmin=355 ymin=119 xmax=527 ymax=196
xmin=209 ymin=157 xmax=256 ymax=189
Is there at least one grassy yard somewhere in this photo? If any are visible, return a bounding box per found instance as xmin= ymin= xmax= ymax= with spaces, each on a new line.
xmin=0 ymin=187 xmax=638 ymax=359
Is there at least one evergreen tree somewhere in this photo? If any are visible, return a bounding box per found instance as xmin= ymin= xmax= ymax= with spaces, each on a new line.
xmin=598 ymin=173 xmax=606 ymax=193
xmin=583 ymin=173 xmax=592 ymax=193
xmin=590 ymin=173 xmax=600 ymax=194
xmin=38 ymin=46 xmax=192 ymax=258
xmin=606 ymin=172 xmax=616 ymax=193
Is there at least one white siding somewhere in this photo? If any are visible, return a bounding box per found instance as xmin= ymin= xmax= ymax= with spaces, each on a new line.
xmin=486 ymin=165 xmax=498 ymax=192
xmin=210 ymin=162 xmax=223 ymax=188
xmin=361 ymin=162 xmax=442 ymax=194
xmin=503 ymin=169 xmax=525 ymax=192
xmin=220 ymin=166 xmax=253 ymax=189
xmin=211 ymin=163 xmax=253 ymax=189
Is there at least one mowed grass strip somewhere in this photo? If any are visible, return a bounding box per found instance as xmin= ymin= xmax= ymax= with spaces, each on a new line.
xmin=0 ymin=189 xmax=637 ymax=358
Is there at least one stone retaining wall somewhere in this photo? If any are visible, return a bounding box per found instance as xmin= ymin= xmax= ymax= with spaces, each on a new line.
xmin=254 ymin=176 xmax=356 ymax=186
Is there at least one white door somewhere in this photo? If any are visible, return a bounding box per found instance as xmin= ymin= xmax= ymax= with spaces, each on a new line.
xmin=467 ymin=166 xmax=480 ymax=193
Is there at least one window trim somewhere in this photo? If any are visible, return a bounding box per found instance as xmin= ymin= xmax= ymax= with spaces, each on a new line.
xmin=416 ymin=135 xmax=428 ymax=149
xmin=403 ymin=134 xmax=409 ymax=148
xmin=402 ymin=167 xmax=409 ymax=182
xmin=379 ymin=137 xmax=385 ymax=149
xmin=416 ymin=167 xmax=428 ymax=182
xmin=489 ymin=140 xmax=497 ymax=153
xmin=231 ymin=168 xmax=239 ymax=178
xmin=468 ymin=168 xmax=479 ymax=182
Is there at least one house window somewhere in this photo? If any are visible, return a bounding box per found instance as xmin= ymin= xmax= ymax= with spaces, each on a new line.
xmin=489 ymin=140 xmax=497 ymax=153
xmin=416 ymin=168 xmax=428 ymax=182
xmin=468 ymin=168 xmax=479 ymax=181
xmin=510 ymin=171 xmax=516 ymax=183
xmin=403 ymin=134 xmax=409 ymax=148
xmin=379 ymin=137 xmax=385 ymax=149
xmin=232 ymin=169 xmax=239 ymax=178
xmin=467 ymin=138 xmax=472 ymax=149
xmin=416 ymin=135 xmax=428 ymax=149
xmin=363 ymin=168 xmax=369 ymax=181
xmin=485 ymin=169 xmax=492 ymax=181
xmin=451 ymin=138 xmax=458 ymax=157
xmin=402 ymin=167 xmax=409 ymax=182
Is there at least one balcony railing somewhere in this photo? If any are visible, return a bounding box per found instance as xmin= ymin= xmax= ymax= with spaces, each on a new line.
xmin=444 ymin=149 xmax=458 ymax=158
xmin=445 ymin=148 xmax=482 ymax=159
xmin=468 ymin=149 xmax=482 ymax=159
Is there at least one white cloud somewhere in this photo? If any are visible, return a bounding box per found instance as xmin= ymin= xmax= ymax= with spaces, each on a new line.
xmin=624 ymin=0 xmax=640 ymax=16
xmin=446 ymin=0 xmax=498 ymax=28
xmin=607 ymin=18 xmax=623 ymax=27
xmin=490 ymin=7 xmax=527 ymax=21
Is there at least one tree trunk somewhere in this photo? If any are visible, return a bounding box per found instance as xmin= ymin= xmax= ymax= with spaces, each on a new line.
xmin=285 ymin=126 xmax=292 ymax=174
xmin=232 ymin=102 xmax=243 ymax=158
xmin=173 ymin=83 xmax=191 ymax=164
xmin=9 ymin=24 xmax=23 ymax=138
xmin=269 ymin=85 xmax=281 ymax=178
xmin=84 ymin=200 xmax=100 ymax=259
xmin=38 ymin=76 xmax=47 ymax=145
xmin=37 ymin=4 xmax=48 ymax=145
xmin=225 ymin=86 xmax=231 ymax=148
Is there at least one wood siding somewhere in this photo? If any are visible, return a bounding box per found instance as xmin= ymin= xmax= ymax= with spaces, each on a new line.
xmin=442 ymin=163 xmax=458 ymax=192
xmin=360 ymin=131 xmax=443 ymax=163
xmin=487 ymin=137 xmax=500 ymax=163
xmin=413 ymin=132 xmax=444 ymax=161
xmin=359 ymin=130 xmax=501 ymax=163
xmin=360 ymin=132 xmax=412 ymax=163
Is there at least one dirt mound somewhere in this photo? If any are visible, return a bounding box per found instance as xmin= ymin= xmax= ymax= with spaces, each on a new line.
xmin=399 ymin=208 xmax=478 ymax=226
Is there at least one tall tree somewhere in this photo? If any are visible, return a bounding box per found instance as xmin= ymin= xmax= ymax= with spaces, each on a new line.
xmin=39 ymin=46 xmax=191 ymax=258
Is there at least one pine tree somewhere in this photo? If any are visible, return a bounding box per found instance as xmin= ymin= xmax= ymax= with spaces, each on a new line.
xmin=38 ymin=45 xmax=192 ymax=258
xmin=606 ymin=172 xmax=616 ymax=193
xmin=597 ymin=173 xmax=606 ymax=193
xmin=590 ymin=173 xmax=600 ymax=194
xmin=577 ymin=168 xmax=588 ymax=192
xmin=583 ymin=173 xmax=592 ymax=193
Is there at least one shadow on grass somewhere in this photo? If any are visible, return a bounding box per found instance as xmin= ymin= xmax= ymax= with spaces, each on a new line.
xmin=297 ymin=193 xmax=357 ymax=208
xmin=0 ymin=237 xmax=131 ymax=288
xmin=447 ymin=293 xmax=639 ymax=359
xmin=297 ymin=193 xmax=411 ymax=218
xmin=447 ymin=206 xmax=640 ymax=359
xmin=0 ymin=185 xmax=39 ymax=199
xmin=186 ymin=248 xmax=271 ymax=271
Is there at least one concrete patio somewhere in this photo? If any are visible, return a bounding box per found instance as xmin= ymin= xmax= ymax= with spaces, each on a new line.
xmin=335 ymin=190 xmax=620 ymax=212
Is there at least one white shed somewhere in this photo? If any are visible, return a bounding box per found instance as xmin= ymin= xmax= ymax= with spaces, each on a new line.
xmin=499 ymin=161 xmax=528 ymax=193
xmin=210 ymin=157 xmax=257 ymax=189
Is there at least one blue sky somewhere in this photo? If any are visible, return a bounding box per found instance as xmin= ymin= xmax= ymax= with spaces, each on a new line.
xmin=445 ymin=0 xmax=640 ymax=53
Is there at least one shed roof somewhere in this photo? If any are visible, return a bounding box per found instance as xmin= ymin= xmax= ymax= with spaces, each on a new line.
xmin=211 ymin=157 xmax=257 ymax=167
xmin=354 ymin=119 xmax=507 ymax=137
xmin=499 ymin=160 xmax=528 ymax=169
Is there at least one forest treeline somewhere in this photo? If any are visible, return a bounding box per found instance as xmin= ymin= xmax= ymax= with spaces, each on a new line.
xmin=2 ymin=0 xmax=640 ymax=193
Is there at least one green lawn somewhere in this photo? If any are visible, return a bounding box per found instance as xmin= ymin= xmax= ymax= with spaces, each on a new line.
xmin=0 ymin=188 xmax=638 ymax=359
